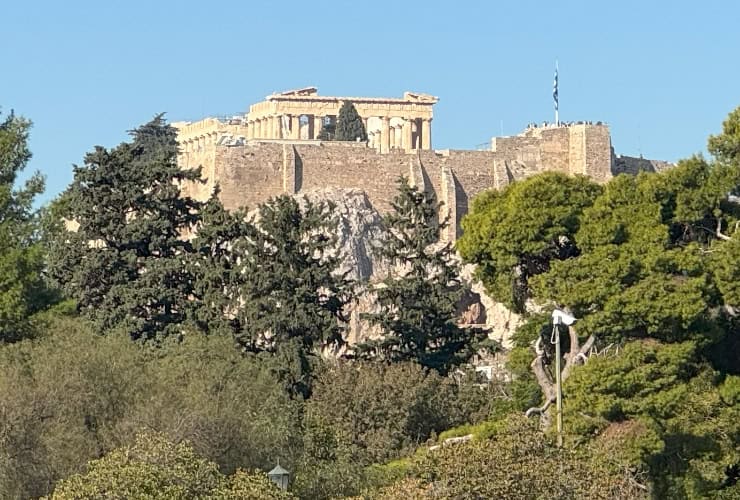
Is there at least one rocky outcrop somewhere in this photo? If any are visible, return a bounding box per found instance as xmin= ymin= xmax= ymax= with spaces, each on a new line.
xmin=294 ymin=188 xmax=521 ymax=350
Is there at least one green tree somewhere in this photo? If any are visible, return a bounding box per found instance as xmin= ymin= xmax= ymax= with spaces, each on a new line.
xmin=708 ymin=106 xmax=740 ymax=164
xmin=458 ymin=105 xmax=740 ymax=499
xmin=369 ymin=415 xmax=649 ymax=500
xmin=46 ymin=433 xmax=296 ymax=499
xmin=358 ymin=177 xmax=488 ymax=375
xmin=457 ymin=172 xmax=602 ymax=312
xmin=236 ymin=195 xmax=353 ymax=398
xmin=0 ymin=314 xmax=302 ymax=498
xmin=189 ymin=192 xmax=251 ymax=336
xmin=0 ymin=109 xmax=53 ymax=342
xmin=49 ymin=116 xmax=204 ymax=340
xmin=335 ymin=101 xmax=367 ymax=142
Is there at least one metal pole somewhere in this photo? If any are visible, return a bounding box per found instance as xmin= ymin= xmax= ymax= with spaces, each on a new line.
xmin=554 ymin=324 xmax=563 ymax=447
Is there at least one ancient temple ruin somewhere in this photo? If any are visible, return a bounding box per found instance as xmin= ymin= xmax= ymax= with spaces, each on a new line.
xmin=174 ymin=87 xmax=437 ymax=153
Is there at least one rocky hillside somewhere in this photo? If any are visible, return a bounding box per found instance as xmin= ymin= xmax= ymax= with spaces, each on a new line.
xmin=294 ymin=188 xmax=521 ymax=350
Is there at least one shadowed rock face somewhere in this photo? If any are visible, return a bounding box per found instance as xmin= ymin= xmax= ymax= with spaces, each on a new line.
xmin=296 ymin=188 xmax=387 ymax=282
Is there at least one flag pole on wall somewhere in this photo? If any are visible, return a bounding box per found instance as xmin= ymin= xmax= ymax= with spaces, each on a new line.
xmin=553 ymin=60 xmax=559 ymax=126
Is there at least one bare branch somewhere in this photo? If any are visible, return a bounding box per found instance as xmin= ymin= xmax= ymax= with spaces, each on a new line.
xmin=716 ymin=218 xmax=732 ymax=241
xmin=525 ymin=398 xmax=554 ymax=418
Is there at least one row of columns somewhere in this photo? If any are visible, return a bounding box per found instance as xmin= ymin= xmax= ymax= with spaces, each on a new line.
xmin=179 ymin=132 xmax=220 ymax=153
xmin=245 ymin=114 xmax=311 ymax=140
xmin=367 ymin=117 xmax=432 ymax=153
xmin=245 ymin=114 xmax=432 ymax=152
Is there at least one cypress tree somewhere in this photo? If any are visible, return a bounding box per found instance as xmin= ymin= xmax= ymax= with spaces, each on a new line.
xmin=335 ymin=101 xmax=367 ymax=142
xmin=236 ymin=195 xmax=354 ymax=397
xmin=358 ymin=177 xmax=488 ymax=375
xmin=0 ymin=109 xmax=52 ymax=342
xmin=50 ymin=115 xmax=205 ymax=340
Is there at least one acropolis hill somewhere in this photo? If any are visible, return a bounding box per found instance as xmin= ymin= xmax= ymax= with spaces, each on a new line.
xmin=174 ymin=87 xmax=671 ymax=239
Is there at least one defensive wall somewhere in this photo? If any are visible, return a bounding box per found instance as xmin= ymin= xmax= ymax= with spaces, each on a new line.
xmin=175 ymin=89 xmax=671 ymax=241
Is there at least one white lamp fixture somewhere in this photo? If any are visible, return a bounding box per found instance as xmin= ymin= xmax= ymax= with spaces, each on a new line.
xmin=551 ymin=308 xmax=576 ymax=326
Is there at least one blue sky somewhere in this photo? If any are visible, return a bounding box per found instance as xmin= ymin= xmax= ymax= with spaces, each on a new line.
xmin=3 ymin=0 xmax=739 ymax=205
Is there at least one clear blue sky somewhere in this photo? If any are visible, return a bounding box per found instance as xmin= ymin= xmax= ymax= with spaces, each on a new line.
xmin=3 ymin=0 xmax=739 ymax=205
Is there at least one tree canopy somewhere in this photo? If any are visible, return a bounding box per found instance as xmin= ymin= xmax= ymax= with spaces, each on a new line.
xmin=49 ymin=116 xmax=204 ymax=340
xmin=358 ymin=177 xmax=489 ymax=374
xmin=458 ymin=104 xmax=740 ymax=499
xmin=0 ymin=109 xmax=53 ymax=342
xmin=335 ymin=101 xmax=367 ymax=142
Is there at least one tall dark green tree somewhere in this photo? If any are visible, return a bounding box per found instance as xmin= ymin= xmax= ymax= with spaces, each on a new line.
xmin=50 ymin=116 xmax=205 ymax=340
xmin=236 ymin=195 xmax=353 ymax=397
xmin=189 ymin=191 xmax=251 ymax=337
xmin=334 ymin=101 xmax=367 ymax=142
xmin=0 ymin=109 xmax=53 ymax=342
xmin=358 ymin=177 xmax=488 ymax=375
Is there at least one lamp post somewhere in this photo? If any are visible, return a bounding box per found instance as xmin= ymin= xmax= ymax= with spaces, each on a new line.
xmin=551 ymin=308 xmax=576 ymax=448
xmin=267 ymin=461 xmax=290 ymax=491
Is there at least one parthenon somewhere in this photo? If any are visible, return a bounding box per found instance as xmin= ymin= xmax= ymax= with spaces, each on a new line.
xmin=174 ymin=87 xmax=438 ymax=153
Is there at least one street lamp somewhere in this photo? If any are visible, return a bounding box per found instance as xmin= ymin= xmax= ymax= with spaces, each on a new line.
xmin=268 ymin=462 xmax=290 ymax=491
xmin=551 ymin=308 xmax=576 ymax=447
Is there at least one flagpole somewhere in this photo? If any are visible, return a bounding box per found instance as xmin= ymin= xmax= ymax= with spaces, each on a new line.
xmin=554 ymin=60 xmax=559 ymax=126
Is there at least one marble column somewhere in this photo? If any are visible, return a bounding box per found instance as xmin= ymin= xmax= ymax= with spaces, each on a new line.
xmin=362 ymin=117 xmax=369 ymax=139
xmin=290 ymin=115 xmax=300 ymax=140
xmin=380 ymin=117 xmax=391 ymax=153
xmin=402 ymin=119 xmax=413 ymax=151
xmin=307 ymin=115 xmax=315 ymax=139
xmin=273 ymin=115 xmax=281 ymax=139
xmin=422 ymin=118 xmax=432 ymax=149
xmin=313 ymin=116 xmax=323 ymax=139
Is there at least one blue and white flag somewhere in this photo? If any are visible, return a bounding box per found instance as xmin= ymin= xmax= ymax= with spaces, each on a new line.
xmin=553 ymin=64 xmax=559 ymax=111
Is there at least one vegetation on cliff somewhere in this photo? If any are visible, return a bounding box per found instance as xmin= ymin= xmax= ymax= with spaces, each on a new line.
xmin=456 ymin=106 xmax=740 ymax=499
xmin=357 ymin=176 xmax=489 ymax=374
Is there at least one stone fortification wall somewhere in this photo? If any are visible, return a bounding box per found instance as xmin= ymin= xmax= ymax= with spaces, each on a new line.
xmin=177 ymin=123 xmax=669 ymax=239
xmin=212 ymin=142 xmax=287 ymax=210
xmin=490 ymin=124 xmax=613 ymax=184
xmin=292 ymin=143 xmax=417 ymax=213
xmin=183 ymin=141 xmax=502 ymax=242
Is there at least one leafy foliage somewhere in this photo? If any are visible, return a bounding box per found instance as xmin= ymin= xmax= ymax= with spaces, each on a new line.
xmin=458 ymin=172 xmax=602 ymax=312
xmin=49 ymin=116 xmax=204 ymax=340
xmin=294 ymin=360 xmax=500 ymax=499
xmin=189 ymin=192 xmax=251 ymax=337
xmin=236 ymin=195 xmax=353 ymax=398
xmin=457 ymin=105 xmax=740 ymax=499
xmin=335 ymin=101 xmax=367 ymax=142
xmin=369 ymin=415 xmax=650 ymax=499
xmin=359 ymin=177 xmax=488 ymax=374
xmin=0 ymin=316 xmax=301 ymax=498
xmin=0 ymin=109 xmax=53 ymax=342
xmin=46 ymin=433 xmax=296 ymax=499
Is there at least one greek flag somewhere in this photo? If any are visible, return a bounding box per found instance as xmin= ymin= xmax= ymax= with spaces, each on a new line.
xmin=553 ymin=65 xmax=559 ymax=111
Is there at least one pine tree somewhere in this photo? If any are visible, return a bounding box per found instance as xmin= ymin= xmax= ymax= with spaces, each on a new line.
xmin=334 ymin=101 xmax=367 ymax=142
xmin=358 ymin=177 xmax=488 ymax=375
xmin=50 ymin=115 xmax=205 ymax=340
